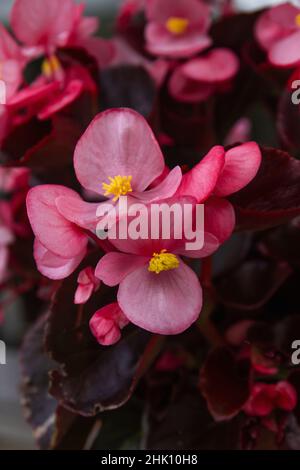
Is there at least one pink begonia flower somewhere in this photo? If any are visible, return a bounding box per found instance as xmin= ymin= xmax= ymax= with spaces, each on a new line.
xmin=95 ymin=197 xmax=221 ymax=335
xmin=145 ymin=0 xmax=212 ymax=59
xmin=169 ymin=48 xmax=239 ymax=103
xmin=74 ymin=266 xmax=100 ymax=304
xmin=26 ymin=185 xmax=95 ymax=280
xmin=255 ymin=3 xmax=300 ymax=67
xmin=244 ymin=381 xmax=297 ymax=417
xmin=90 ymin=302 xmax=129 ymax=346
xmin=11 ymin=0 xmax=115 ymax=65
xmin=8 ymin=61 xmax=97 ymax=121
xmin=73 ymin=108 xmax=183 ymax=208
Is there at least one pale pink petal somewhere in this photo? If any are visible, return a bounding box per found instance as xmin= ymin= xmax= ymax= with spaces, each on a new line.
xmin=214 ymin=142 xmax=262 ymax=197
xmin=132 ymin=166 xmax=182 ymax=203
xmin=95 ymin=252 xmax=148 ymax=286
xmin=169 ymin=66 xmax=214 ymax=103
xmin=34 ymin=239 xmax=85 ymax=280
xmin=26 ymin=185 xmax=87 ymax=258
xmin=204 ymin=197 xmax=235 ymax=243
xmin=74 ymin=284 xmax=93 ymax=304
xmin=146 ymin=0 xmax=211 ymax=27
xmin=38 ymin=79 xmax=83 ymax=120
xmin=176 ymin=232 xmax=220 ymax=259
xmin=11 ymin=0 xmax=75 ymax=49
xmin=55 ymin=196 xmax=99 ymax=232
xmin=177 ymin=146 xmax=225 ymax=202
xmin=146 ymin=23 xmax=211 ymax=58
xmin=1 ymin=59 xmax=22 ymax=100
xmin=181 ymin=49 xmax=239 ymax=83
xmin=255 ymin=4 xmax=298 ymax=51
xmin=118 ymin=260 xmax=202 ymax=334
xmin=0 ymin=24 xmax=22 ymax=61
xmin=90 ymin=302 xmax=129 ymax=346
xmin=74 ymin=108 xmax=165 ymax=195
xmin=269 ymin=30 xmax=300 ymax=67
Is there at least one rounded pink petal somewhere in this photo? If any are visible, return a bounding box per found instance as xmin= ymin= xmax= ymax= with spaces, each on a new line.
xmin=176 ymin=232 xmax=220 ymax=259
xmin=214 ymin=142 xmax=262 ymax=197
xmin=146 ymin=0 xmax=211 ymax=27
xmin=169 ymin=65 xmax=214 ymax=103
xmin=26 ymin=185 xmax=87 ymax=258
xmin=118 ymin=261 xmax=202 ymax=335
xmin=204 ymin=197 xmax=235 ymax=243
xmin=55 ymin=196 xmax=99 ymax=232
xmin=181 ymin=48 xmax=239 ymax=83
xmin=132 ymin=166 xmax=182 ymax=203
xmin=95 ymin=252 xmax=148 ymax=286
xmin=74 ymin=108 xmax=165 ymax=195
xmin=255 ymin=4 xmax=298 ymax=51
xmin=269 ymin=30 xmax=300 ymax=67
xmin=11 ymin=0 xmax=75 ymax=49
xmin=38 ymin=79 xmax=83 ymax=120
xmin=146 ymin=23 xmax=211 ymax=58
xmin=1 ymin=59 xmax=22 ymax=100
xmin=177 ymin=146 xmax=225 ymax=202
xmin=34 ymin=239 xmax=85 ymax=280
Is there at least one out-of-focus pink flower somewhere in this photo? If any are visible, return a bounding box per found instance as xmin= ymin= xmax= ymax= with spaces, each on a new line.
xmin=155 ymin=351 xmax=185 ymax=371
xmin=11 ymin=0 xmax=115 ymax=66
xmin=73 ymin=108 xmax=182 ymax=207
xmin=244 ymin=381 xmax=297 ymax=417
xmin=95 ymin=197 xmax=220 ymax=335
xmin=169 ymin=48 xmax=239 ymax=103
xmin=26 ymin=185 xmax=96 ymax=279
xmin=74 ymin=266 xmax=100 ymax=304
xmin=90 ymin=302 xmax=129 ymax=346
xmin=255 ymin=3 xmax=300 ymax=67
xmin=8 ymin=61 xmax=96 ymax=121
xmin=145 ymin=0 xmax=212 ymax=58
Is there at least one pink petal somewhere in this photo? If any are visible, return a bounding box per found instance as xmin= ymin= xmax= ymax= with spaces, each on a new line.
xmin=74 ymin=284 xmax=94 ymax=305
xmin=204 ymin=197 xmax=235 ymax=243
xmin=181 ymin=48 xmax=239 ymax=83
xmin=118 ymin=261 xmax=202 ymax=334
xmin=214 ymin=142 xmax=262 ymax=197
xmin=74 ymin=108 xmax=165 ymax=195
xmin=146 ymin=23 xmax=211 ymax=58
xmin=146 ymin=0 xmax=211 ymax=27
xmin=176 ymin=232 xmax=220 ymax=259
xmin=11 ymin=0 xmax=75 ymax=49
xmin=95 ymin=252 xmax=148 ymax=286
xmin=1 ymin=59 xmax=23 ymax=100
xmin=0 ymin=23 xmax=22 ymax=61
xmin=55 ymin=195 xmax=99 ymax=232
xmin=26 ymin=185 xmax=87 ymax=258
xmin=34 ymin=239 xmax=85 ymax=280
xmin=269 ymin=30 xmax=300 ymax=67
xmin=177 ymin=146 xmax=225 ymax=202
xmin=275 ymin=381 xmax=297 ymax=411
xmin=38 ymin=79 xmax=83 ymax=120
xmin=169 ymin=66 xmax=214 ymax=103
xmin=255 ymin=4 xmax=298 ymax=51
xmin=132 ymin=166 xmax=182 ymax=203
xmin=78 ymin=37 xmax=115 ymax=68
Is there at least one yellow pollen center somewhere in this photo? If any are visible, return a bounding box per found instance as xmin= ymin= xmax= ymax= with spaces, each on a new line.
xmin=102 ymin=175 xmax=133 ymax=201
xmin=166 ymin=17 xmax=189 ymax=35
xmin=296 ymin=13 xmax=300 ymax=27
xmin=42 ymin=55 xmax=61 ymax=78
xmin=148 ymin=249 xmax=179 ymax=274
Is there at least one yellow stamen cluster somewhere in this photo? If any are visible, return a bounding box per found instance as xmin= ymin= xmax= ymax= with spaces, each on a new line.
xmin=296 ymin=13 xmax=300 ymax=27
xmin=102 ymin=175 xmax=133 ymax=202
xmin=148 ymin=249 xmax=179 ymax=274
xmin=42 ymin=55 xmax=61 ymax=78
xmin=166 ymin=17 xmax=189 ymax=35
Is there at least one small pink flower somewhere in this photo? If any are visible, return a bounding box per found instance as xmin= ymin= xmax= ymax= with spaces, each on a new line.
xmin=145 ymin=0 xmax=212 ymax=58
xmin=90 ymin=302 xmax=129 ymax=346
xmin=255 ymin=3 xmax=300 ymax=67
xmin=95 ymin=197 xmax=220 ymax=335
xmin=74 ymin=267 xmax=100 ymax=305
xmin=73 ymin=108 xmax=182 ymax=207
xmin=169 ymin=48 xmax=239 ymax=103
xmin=244 ymin=381 xmax=297 ymax=417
